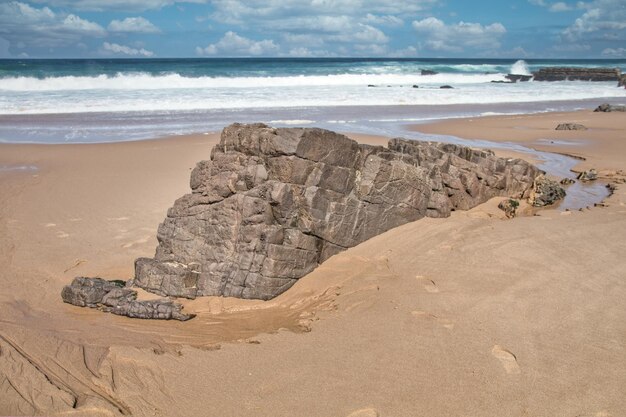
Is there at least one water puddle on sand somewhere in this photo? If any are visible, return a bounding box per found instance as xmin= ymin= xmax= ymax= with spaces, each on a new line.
xmin=0 ymin=164 xmax=38 ymax=173
xmin=399 ymin=130 xmax=610 ymax=211
xmin=536 ymin=138 xmax=587 ymax=147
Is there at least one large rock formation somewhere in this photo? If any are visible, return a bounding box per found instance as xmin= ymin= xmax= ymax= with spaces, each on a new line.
xmin=532 ymin=67 xmax=621 ymax=82
xmin=133 ymin=124 xmax=540 ymax=300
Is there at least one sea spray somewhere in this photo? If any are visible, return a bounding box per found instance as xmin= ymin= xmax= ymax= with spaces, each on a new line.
xmin=510 ymin=60 xmax=531 ymax=76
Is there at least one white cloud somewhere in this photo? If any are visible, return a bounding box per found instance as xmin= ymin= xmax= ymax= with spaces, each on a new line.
xmin=560 ymin=0 xmax=626 ymax=42
xmin=102 ymin=42 xmax=154 ymax=56
xmin=0 ymin=1 xmax=105 ymax=49
xmin=328 ymin=24 xmax=389 ymax=44
xmin=30 ymin=0 xmax=208 ymax=12
xmin=602 ymin=47 xmax=626 ymax=57
xmin=108 ymin=17 xmax=160 ymax=33
xmin=62 ymin=14 xmax=106 ymax=35
xmin=363 ymin=13 xmax=404 ymax=26
xmin=412 ymin=17 xmax=506 ymax=52
xmin=549 ymin=2 xmax=573 ymax=11
xmin=196 ymin=31 xmax=280 ymax=56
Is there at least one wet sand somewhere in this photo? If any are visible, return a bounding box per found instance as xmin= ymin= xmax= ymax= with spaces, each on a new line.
xmin=1 ymin=115 xmax=626 ymax=417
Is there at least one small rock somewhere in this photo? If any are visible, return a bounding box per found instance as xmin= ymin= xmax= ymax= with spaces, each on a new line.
xmin=555 ymin=123 xmax=587 ymax=131
xmin=594 ymin=103 xmax=626 ymax=112
xmin=577 ymin=169 xmax=598 ymax=182
xmin=412 ymin=85 xmax=419 ymax=88
xmin=440 ymin=85 xmax=454 ymax=89
xmin=528 ymin=175 xmax=566 ymax=207
xmin=498 ymin=199 xmax=519 ymax=218
xmin=367 ymin=84 xmax=376 ymax=88
xmin=560 ymin=178 xmax=576 ymax=185
xmin=421 ymin=69 xmax=438 ymax=75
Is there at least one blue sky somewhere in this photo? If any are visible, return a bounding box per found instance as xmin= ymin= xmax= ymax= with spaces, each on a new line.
xmin=0 ymin=0 xmax=624 ymax=58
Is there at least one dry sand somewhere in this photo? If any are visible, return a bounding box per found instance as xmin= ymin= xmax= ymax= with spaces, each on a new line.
xmin=1 ymin=115 xmax=625 ymax=417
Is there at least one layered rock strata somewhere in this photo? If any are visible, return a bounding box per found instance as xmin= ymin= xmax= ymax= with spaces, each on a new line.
xmin=133 ymin=123 xmax=540 ymax=301
xmin=532 ymin=67 xmax=621 ymax=82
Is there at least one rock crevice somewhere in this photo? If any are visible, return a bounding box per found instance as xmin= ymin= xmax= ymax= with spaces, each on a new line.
xmin=133 ymin=123 xmax=540 ymax=300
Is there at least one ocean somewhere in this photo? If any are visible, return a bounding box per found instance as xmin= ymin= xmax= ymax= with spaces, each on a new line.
xmin=0 ymin=58 xmax=625 ymax=143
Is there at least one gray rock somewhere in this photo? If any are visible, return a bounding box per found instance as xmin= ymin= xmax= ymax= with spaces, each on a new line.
xmin=440 ymin=85 xmax=454 ymax=89
xmin=133 ymin=123 xmax=540 ymax=301
xmin=556 ymin=123 xmax=587 ymax=131
xmin=528 ymin=175 xmax=566 ymax=207
xmin=533 ymin=67 xmax=621 ymax=82
xmin=577 ymin=169 xmax=598 ymax=182
xmin=594 ymin=103 xmax=626 ymax=112
xmin=421 ymin=69 xmax=438 ymax=75
xmin=61 ymin=277 xmax=194 ymax=321
xmin=560 ymin=178 xmax=576 ymax=185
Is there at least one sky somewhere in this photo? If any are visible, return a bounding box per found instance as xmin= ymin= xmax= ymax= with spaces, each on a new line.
xmin=0 ymin=0 xmax=624 ymax=59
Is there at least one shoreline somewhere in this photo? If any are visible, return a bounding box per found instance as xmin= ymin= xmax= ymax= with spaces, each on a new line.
xmin=2 ymin=110 xmax=626 ymax=416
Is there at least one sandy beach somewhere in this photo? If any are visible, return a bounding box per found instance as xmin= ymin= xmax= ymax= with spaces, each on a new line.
xmin=1 ymin=111 xmax=626 ymax=417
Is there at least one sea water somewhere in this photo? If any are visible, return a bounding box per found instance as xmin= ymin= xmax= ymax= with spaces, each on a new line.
xmin=1 ymin=58 xmax=623 ymax=209
xmin=0 ymin=58 xmax=625 ymax=143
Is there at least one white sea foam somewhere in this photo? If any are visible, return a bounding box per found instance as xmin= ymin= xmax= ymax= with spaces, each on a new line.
xmin=268 ymin=119 xmax=315 ymax=125
xmin=0 ymin=73 xmax=624 ymax=115
xmin=0 ymin=72 xmax=506 ymax=92
xmin=510 ymin=60 xmax=531 ymax=76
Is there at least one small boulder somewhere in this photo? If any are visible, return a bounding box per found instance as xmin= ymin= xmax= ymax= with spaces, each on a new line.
xmin=440 ymin=85 xmax=454 ymax=89
xmin=560 ymin=178 xmax=576 ymax=185
xmin=412 ymin=85 xmax=419 ymax=88
xmin=421 ymin=69 xmax=438 ymax=75
xmin=577 ymin=169 xmax=598 ymax=182
xmin=498 ymin=199 xmax=519 ymax=218
xmin=555 ymin=123 xmax=587 ymax=131
xmin=594 ymin=103 xmax=626 ymax=112
xmin=528 ymin=175 xmax=566 ymax=207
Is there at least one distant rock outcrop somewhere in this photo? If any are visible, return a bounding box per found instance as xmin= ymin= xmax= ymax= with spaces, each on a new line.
xmin=532 ymin=67 xmax=621 ymax=82
xmin=556 ymin=123 xmax=587 ymax=131
xmin=132 ymin=124 xmax=540 ymax=300
xmin=421 ymin=69 xmax=438 ymax=75
xmin=594 ymin=103 xmax=626 ymax=112
xmin=62 ymin=277 xmax=194 ymax=321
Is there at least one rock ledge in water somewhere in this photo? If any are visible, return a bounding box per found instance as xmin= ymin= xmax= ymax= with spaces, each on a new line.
xmin=132 ymin=123 xmax=540 ymax=301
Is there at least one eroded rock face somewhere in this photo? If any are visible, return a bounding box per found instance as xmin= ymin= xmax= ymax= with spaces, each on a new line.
xmin=133 ymin=124 xmax=540 ymax=301
xmin=62 ymin=277 xmax=194 ymax=321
